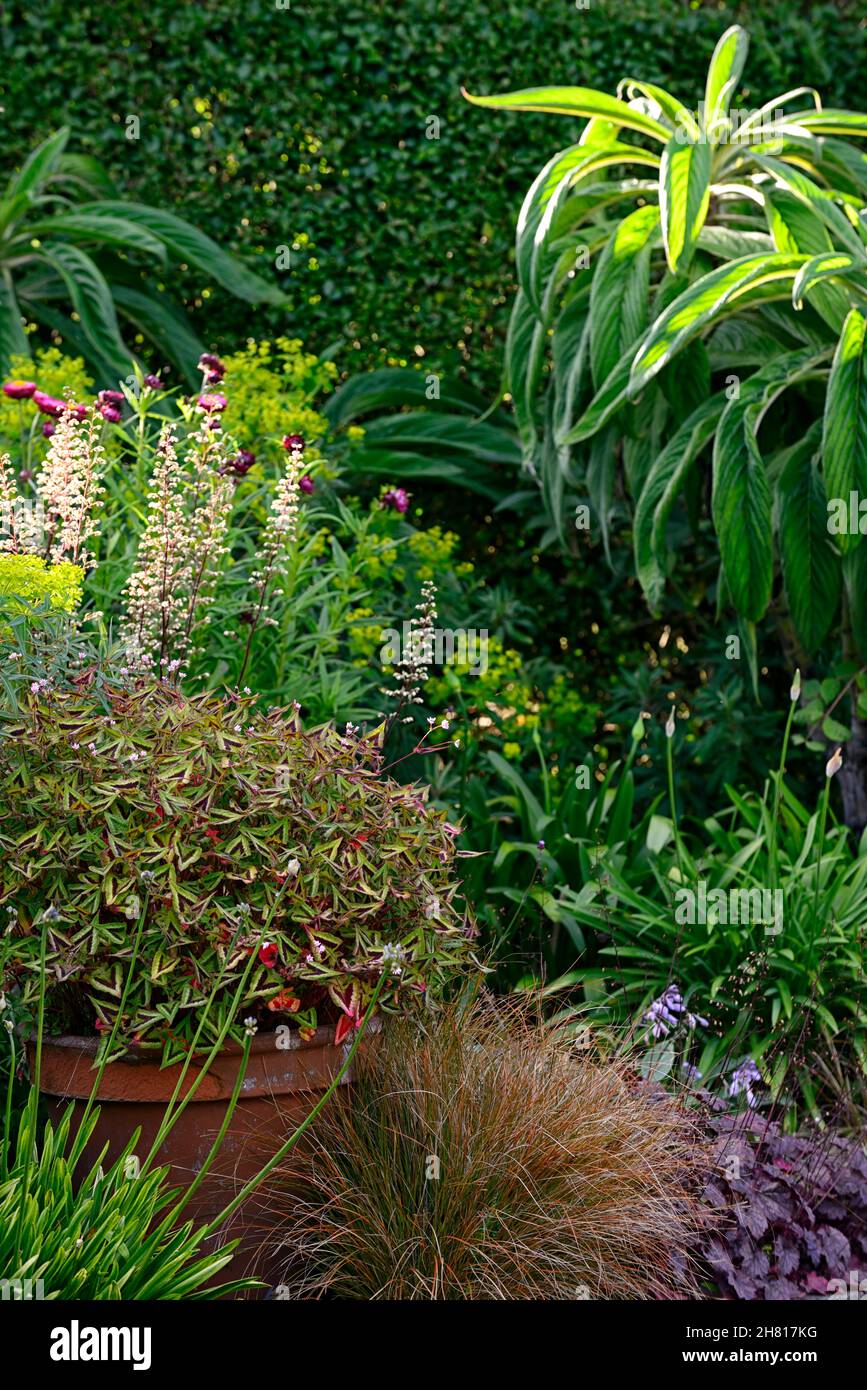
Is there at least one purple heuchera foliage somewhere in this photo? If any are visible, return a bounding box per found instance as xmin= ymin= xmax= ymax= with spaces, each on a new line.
xmin=699 ymin=1109 xmax=867 ymax=1300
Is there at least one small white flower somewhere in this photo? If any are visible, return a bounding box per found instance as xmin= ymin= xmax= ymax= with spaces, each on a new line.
xmin=826 ymin=746 xmax=843 ymax=779
xmin=379 ymin=942 xmax=405 ymax=975
xmin=243 ymin=1016 xmax=258 ymax=1037
xmin=286 ymin=857 xmax=301 ymax=877
xmin=440 ymin=719 xmax=449 ymax=730
xmin=790 ymin=668 xmax=801 ymax=703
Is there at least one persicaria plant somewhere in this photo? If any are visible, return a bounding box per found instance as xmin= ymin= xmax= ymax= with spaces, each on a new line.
xmin=0 ymin=681 xmax=477 ymax=1063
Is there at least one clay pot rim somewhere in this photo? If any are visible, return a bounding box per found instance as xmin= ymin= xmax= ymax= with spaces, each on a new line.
xmin=30 ymin=1018 xmax=381 ymax=1102
xmin=32 ymin=1019 xmax=378 ymax=1062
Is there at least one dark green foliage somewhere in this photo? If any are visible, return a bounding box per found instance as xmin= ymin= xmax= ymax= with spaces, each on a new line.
xmin=0 ymin=127 xmax=284 ymax=385
xmin=0 ymin=1 xmax=862 ymax=387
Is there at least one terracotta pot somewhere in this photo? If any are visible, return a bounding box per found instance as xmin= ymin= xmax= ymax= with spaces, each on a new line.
xmin=32 ymin=1022 xmax=376 ymax=1291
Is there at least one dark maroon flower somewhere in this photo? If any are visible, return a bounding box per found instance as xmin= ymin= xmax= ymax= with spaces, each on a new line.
xmin=19 ymin=468 xmax=33 ymax=482
xmin=2 ymin=380 xmax=37 ymax=400
xmin=143 ymin=373 xmax=163 ymax=390
xmin=98 ymin=389 xmax=124 ymax=405
xmin=198 ymin=352 xmax=225 ymax=382
xmin=225 ymin=448 xmax=256 ymax=477
xmin=42 ymin=421 xmax=55 ymax=438
xmin=197 ymin=392 xmax=227 ymax=414
xmin=99 ymin=405 xmax=122 ymax=424
xmin=299 ymin=474 xmax=314 ymax=495
xmin=381 ymin=486 xmax=410 ymax=513
xmin=33 ymin=391 xmax=65 ymax=418
xmin=258 ymin=941 xmax=279 ymax=969
xmin=282 ymin=433 xmax=304 ymax=452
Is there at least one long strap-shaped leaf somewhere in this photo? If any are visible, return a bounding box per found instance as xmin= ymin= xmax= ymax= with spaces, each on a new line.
xmin=752 ymin=155 xmax=867 ymax=257
xmin=0 ymin=273 xmax=30 ymax=374
xmin=74 ymin=201 xmax=286 ymax=305
xmin=634 ymin=394 xmax=725 ymax=610
xmin=702 ymin=25 xmax=750 ymax=142
xmin=0 ymin=128 xmax=70 ymax=236
xmin=789 ymin=111 xmax=867 ymax=138
xmin=792 ymin=252 xmax=865 ymax=311
xmin=516 ymin=140 xmax=659 ymax=311
xmin=461 ymin=85 xmax=671 ymax=142
xmin=713 ymin=347 xmax=831 ymax=619
xmin=36 ymin=242 xmax=132 ymax=376
xmin=775 ymin=423 xmax=840 ymax=655
xmin=589 ymin=204 xmax=660 ymax=389
xmin=618 ymin=80 xmax=700 ymax=141
xmin=629 ymin=252 xmax=809 ymax=394
xmin=823 ymin=307 xmax=867 ymax=551
xmin=660 ymin=132 xmax=711 ymax=272
xmin=563 ymin=253 xmax=808 ymax=445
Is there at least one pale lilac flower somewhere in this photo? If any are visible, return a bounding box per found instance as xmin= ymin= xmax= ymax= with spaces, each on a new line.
xmin=729 ymin=1058 xmax=762 ymax=1107
xmin=644 ymin=984 xmax=707 ymax=1038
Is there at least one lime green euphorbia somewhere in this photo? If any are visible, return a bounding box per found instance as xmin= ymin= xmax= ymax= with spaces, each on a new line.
xmin=0 ymin=554 xmax=83 ymax=614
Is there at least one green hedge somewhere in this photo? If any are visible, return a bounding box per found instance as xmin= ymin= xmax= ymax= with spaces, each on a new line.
xmin=1 ymin=0 xmax=863 ymax=387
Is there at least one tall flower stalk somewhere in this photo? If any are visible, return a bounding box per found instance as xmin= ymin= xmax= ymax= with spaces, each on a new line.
xmin=381 ymin=579 xmax=438 ymax=740
xmin=121 ymin=423 xmax=233 ymax=672
xmin=237 ymin=435 xmax=305 ymax=684
xmin=0 ymin=404 xmax=103 ymax=566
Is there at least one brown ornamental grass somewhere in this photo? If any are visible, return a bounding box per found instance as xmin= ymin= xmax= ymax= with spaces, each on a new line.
xmin=260 ymin=998 xmax=705 ymax=1299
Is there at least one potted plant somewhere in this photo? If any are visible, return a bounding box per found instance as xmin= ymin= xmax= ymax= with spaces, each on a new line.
xmin=0 ymin=673 xmax=477 ymax=1276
